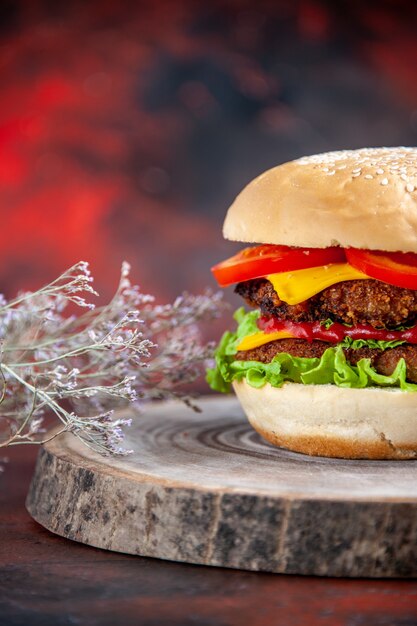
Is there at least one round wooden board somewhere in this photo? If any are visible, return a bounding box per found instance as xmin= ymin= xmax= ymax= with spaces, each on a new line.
xmin=26 ymin=396 xmax=417 ymax=577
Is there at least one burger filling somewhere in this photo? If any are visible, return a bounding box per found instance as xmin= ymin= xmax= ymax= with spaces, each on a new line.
xmin=236 ymin=329 xmax=417 ymax=383
xmin=207 ymin=245 xmax=417 ymax=393
xmin=235 ymin=278 xmax=417 ymax=329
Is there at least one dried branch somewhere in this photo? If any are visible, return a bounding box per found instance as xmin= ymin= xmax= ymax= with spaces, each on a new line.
xmin=0 ymin=262 xmax=226 ymax=456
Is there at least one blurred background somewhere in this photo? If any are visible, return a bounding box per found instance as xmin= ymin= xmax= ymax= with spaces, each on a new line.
xmin=1 ymin=0 xmax=417 ymax=318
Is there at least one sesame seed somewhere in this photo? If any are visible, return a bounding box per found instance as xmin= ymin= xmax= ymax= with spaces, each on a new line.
xmin=406 ymin=183 xmax=415 ymax=192
xmin=296 ymin=148 xmax=417 ymax=186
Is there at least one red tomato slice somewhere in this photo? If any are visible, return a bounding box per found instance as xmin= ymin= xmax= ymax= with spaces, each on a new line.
xmin=345 ymin=248 xmax=417 ymax=290
xmin=211 ymin=245 xmax=346 ymax=286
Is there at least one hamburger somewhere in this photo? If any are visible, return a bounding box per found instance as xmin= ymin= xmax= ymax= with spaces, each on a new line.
xmin=207 ymin=147 xmax=417 ymax=460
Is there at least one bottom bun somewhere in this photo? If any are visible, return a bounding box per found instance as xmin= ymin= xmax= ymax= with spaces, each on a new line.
xmin=232 ymin=380 xmax=417 ymax=460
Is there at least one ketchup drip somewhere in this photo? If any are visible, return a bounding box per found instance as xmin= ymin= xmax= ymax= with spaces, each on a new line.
xmin=257 ymin=315 xmax=417 ymax=344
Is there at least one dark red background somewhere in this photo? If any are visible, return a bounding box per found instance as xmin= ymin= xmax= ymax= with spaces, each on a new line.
xmin=1 ymin=0 xmax=417 ymax=315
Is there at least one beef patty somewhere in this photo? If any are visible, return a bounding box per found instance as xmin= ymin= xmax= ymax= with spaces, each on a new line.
xmin=235 ymin=339 xmax=417 ymax=383
xmin=235 ymin=278 xmax=417 ymax=329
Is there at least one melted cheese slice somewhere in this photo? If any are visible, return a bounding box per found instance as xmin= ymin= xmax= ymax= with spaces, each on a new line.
xmin=267 ymin=263 xmax=369 ymax=305
xmin=236 ymin=263 xmax=371 ymax=351
xmin=236 ymin=330 xmax=294 ymax=351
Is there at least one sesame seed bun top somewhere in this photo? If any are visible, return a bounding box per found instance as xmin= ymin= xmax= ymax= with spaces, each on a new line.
xmin=223 ymin=147 xmax=417 ymax=252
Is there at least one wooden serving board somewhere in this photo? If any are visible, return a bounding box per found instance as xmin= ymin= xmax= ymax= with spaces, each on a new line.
xmin=26 ymin=396 xmax=417 ymax=577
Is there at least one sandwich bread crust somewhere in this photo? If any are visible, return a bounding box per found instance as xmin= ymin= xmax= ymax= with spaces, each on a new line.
xmin=233 ymin=379 xmax=417 ymax=459
xmin=224 ymin=147 xmax=417 ymax=252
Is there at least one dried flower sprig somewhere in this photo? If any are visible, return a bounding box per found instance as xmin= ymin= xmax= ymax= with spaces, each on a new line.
xmin=0 ymin=261 xmax=225 ymax=457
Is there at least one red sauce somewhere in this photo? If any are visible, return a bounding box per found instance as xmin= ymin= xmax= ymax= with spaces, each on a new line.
xmin=257 ymin=315 xmax=417 ymax=344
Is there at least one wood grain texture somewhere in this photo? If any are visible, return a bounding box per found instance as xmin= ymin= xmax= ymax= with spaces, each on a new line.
xmin=5 ymin=445 xmax=417 ymax=626
xmin=26 ymin=397 xmax=417 ymax=578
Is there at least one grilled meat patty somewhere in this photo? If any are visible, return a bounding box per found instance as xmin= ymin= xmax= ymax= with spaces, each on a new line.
xmin=235 ymin=339 xmax=417 ymax=383
xmin=235 ymin=278 xmax=417 ymax=329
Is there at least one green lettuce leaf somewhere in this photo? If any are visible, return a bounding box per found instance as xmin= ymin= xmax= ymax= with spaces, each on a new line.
xmin=339 ymin=336 xmax=406 ymax=350
xmin=206 ymin=309 xmax=417 ymax=393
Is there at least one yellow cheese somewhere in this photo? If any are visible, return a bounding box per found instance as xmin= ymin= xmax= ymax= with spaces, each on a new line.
xmin=267 ymin=263 xmax=369 ymax=305
xmin=236 ymin=330 xmax=294 ymax=351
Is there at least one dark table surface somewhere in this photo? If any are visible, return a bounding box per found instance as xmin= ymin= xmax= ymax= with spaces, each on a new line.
xmin=1 ymin=445 xmax=417 ymax=626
